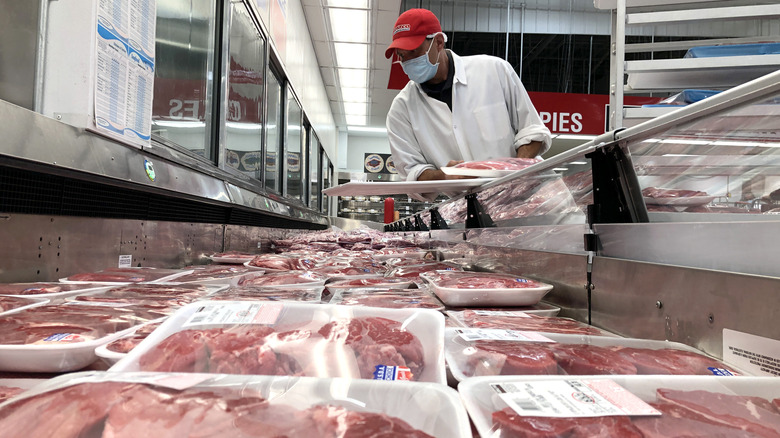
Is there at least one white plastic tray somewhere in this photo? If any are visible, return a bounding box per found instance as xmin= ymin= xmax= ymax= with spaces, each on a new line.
xmin=445 ymin=329 xmax=745 ymax=382
xmin=60 ymin=268 xmax=193 ymax=285
xmin=330 ymin=290 xmax=445 ymax=311
xmin=112 ymin=301 xmax=446 ymax=384
xmin=0 ymin=296 xmax=50 ymax=317
xmin=643 ymin=195 xmax=716 ymax=206
xmin=445 ymin=304 xmax=561 ymax=317
xmin=0 ymin=283 xmax=111 ymax=300
xmin=446 ymin=310 xmax=616 ymax=337
xmin=460 ymin=375 xmax=780 ymax=438
xmin=0 ymin=371 xmax=471 ymax=438
xmin=421 ymin=271 xmax=554 ymax=307
xmin=322 ymin=178 xmax=493 ymax=197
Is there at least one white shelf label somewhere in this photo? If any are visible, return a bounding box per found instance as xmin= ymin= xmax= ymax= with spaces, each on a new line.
xmin=118 ymin=255 xmax=133 ymax=268
xmin=723 ymin=328 xmax=780 ymax=376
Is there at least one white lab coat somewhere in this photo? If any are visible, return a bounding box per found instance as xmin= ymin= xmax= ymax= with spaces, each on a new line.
xmin=386 ymin=51 xmax=552 ymax=182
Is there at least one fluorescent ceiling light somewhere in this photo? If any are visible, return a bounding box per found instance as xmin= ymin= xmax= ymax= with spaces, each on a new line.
xmin=346 ymin=114 xmax=367 ymax=125
xmin=334 ymin=43 xmax=368 ymax=69
xmin=327 ymin=0 xmax=368 ymax=8
xmin=341 ymin=87 xmax=368 ymax=103
xmin=552 ymin=168 xmax=569 ymax=172
xmin=329 ymin=8 xmax=367 ymax=43
xmin=338 ymin=69 xmax=368 ymax=89
xmin=348 ymin=126 xmax=387 ymax=134
xmin=569 ymin=161 xmax=588 ymax=165
xmin=343 ymin=102 xmax=367 ymax=115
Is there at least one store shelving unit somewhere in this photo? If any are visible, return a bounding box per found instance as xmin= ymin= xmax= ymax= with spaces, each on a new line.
xmin=600 ymin=0 xmax=780 ymax=129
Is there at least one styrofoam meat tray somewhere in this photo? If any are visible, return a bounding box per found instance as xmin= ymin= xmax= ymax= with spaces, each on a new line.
xmin=421 ymin=272 xmax=554 ymax=307
xmin=643 ymin=195 xmax=716 ymax=206
xmin=111 ymin=301 xmax=446 ymax=384
xmin=0 ymin=283 xmax=111 ymax=300
xmin=0 ymin=296 xmax=50 ymax=317
xmin=440 ymin=167 xmax=518 ymax=178
xmin=460 ymin=375 xmax=780 ymax=438
xmin=0 ymin=371 xmax=471 ymax=438
xmin=94 ymin=319 xmax=166 ymax=366
xmin=209 ymin=253 xmax=259 ymax=264
xmin=444 ymin=329 xmax=746 ymax=382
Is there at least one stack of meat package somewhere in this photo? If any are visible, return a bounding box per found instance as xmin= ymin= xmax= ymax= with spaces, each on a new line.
xmin=0 ymin=227 xmax=772 ymax=437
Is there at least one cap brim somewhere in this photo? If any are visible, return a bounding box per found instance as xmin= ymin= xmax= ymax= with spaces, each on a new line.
xmin=385 ymin=34 xmax=427 ymax=58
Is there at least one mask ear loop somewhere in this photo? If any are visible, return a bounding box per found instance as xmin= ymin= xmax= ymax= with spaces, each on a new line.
xmin=392 ymin=32 xmax=448 ymax=65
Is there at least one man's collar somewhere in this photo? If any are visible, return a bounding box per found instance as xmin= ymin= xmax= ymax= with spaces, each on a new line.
xmin=450 ymin=51 xmax=467 ymax=85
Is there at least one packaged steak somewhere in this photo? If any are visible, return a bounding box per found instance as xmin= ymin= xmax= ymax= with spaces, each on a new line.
xmin=0 ymin=296 xmax=49 ymax=317
xmin=0 ymin=282 xmax=108 ymax=299
xmin=209 ymin=285 xmax=324 ymax=302
xmin=60 ymin=267 xmax=190 ymax=284
xmin=112 ymin=301 xmax=445 ymax=384
xmin=95 ymin=321 xmax=165 ymax=365
xmin=445 ymin=304 xmax=561 ymax=317
xmin=445 ymin=328 xmax=743 ymax=382
xmin=330 ymin=289 xmax=445 ymax=311
xmin=236 ymin=270 xmax=326 ymax=288
xmin=209 ymin=251 xmax=260 ymax=264
xmin=459 ymin=375 xmax=780 ymax=438
xmin=0 ymin=304 xmax=160 ymax=372
xmin=0 ymin=371 xmax=470 ymax=438
xmin=421 ymin=271 xmax=553 ymax=307
xmin=310 ymin=265 xmax=387 ymax=280
xmin=325 ymin=277 xmax=415 ymax=291
xmin=171 ymin=265 xmax=255 ymax=285
xmin=66 ymin=283 xmax=225 ymax=314
xmin=385 ymin=263 xmax=462 ymax=280
xmin=447 ymin=310 xmax=613 ymax=336
xmin=245 ymin=254 xmax=318 ymax=271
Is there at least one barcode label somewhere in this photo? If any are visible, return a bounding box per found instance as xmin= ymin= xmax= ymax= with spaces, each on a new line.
xmin=183 ymin=302 xmax=283 ymax=327
xmin=490 ymin=380 xmax=661 ymax=418
xmin=458 ymin=328 xmax=554 ymax=343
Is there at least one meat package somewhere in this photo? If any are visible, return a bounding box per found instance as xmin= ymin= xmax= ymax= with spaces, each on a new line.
xmin=66 ymin=283 xmax=225 ymax=314
xmin=0 ymin=296 xmax=48 ymax=317
xmin=236 ymin=270 xmax=327 ymax=288
xmin=441 ymin=157 xmax=541 ymax=178
xmin=96 ymin=320 xmax=164 ymax=365
xmin=171 ymin=265 xmax=255 ymax=285
xmin=330 ymin=289 xmax=445 ymax=311
xmin=445 ymin=328 xmax=741 ymax=381
xmin=209 ymin=285 xmax=324 ymax=302
xmin=245 ymin=254 xmax=318 ymax=271
xmin=0 ymin=282 xmax=108 ymax=299
xmin=445 ymin=305 xmax=561 ymax=317
xmin=309 ymin=264 xmax=387 ymax=280
xmin=459 ymin=375 xmax=780 ymax=438
xmin=386 ymin=263 xmax=462 ymax=280
xmin=0 ymin=371 xmax=470 ymax=438
xmin=325 ymin=277 xmax=415 ymax=291
xmin=447 ymin=310 xmax=612 ymax=336
xmin=112 ymin=301 xmax=446 ymax=383
xmin=421 ymin=271 xmax=553 ymax=307
xmin=0 ymin=304 xmax=161 ymax=372
xmin=61 ymin=267 xmax=191 ymax=284
xmin=0 ymin=379 xmax=41 ymax=404
xmin=642 ymin=187 xmax=715 ymax=206
xmin=209 ymin=251 xmax=260 ymax=264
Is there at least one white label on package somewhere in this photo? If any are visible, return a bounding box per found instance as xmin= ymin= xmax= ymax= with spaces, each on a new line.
xmin=183 ymin=302 xmax=283 ymax=327
xmin=724 ymin=328 xmax=780 ymax=376
xmin=118 ymin=255 xmax=133 ymax=268
xmin=491 ymin=379 xmax=661 ymax=418
xmin=471 ymin=310 xmax=532 ymax=318
xmin=457 ymin=329 xmax=554 ymax=343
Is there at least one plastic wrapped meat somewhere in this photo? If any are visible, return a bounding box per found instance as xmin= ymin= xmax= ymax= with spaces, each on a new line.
xmin=209 ymin=286 xmax=323 ymax=302
xmin=453 ymin=157 xmax=541 ymax=171
xmin=0 ymin=296 xmax=42 ymax=314
xmin=237 ymin=271 xmax=326 ymax=287
xmin=62 ymin=267 xmax=184 ymax=283
xmin=0 ymin=282 xmax=105 ymax=296
xmin=0 ymin=379 xmax=436 ymax=438
xmin=334 ymin=292 xmax=443 ymax=310
xmin=451 ymin=311 xmax=607 ymax=336
xmin=386 ymin=263 xmax=461 ymax=279
xmin=173 ymin=265 xmax=253 ymax=282
xmin=492 ymin=408 xmax=643 ymax=438
xmin=310 ymin=265 xmax=387 ymax=279
xmin=105 ymin=322 xmax=162 ymax=354
xmin=325 ymin=277 xmax=413 ymax=290
xmin=424 ymin=271 xmax=546 ymax=290
xmin=70 ymin=284 xmax=215 ymax=312
xmin=0 ymin=386 xmax=24 ymax=403
xmin=642 ymin=187 xmax=709 ymax=198
xmin=246 ymin=254 xmax=317 ymax=271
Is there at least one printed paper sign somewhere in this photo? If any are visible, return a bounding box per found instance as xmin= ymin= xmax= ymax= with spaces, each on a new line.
xmin=183 ymin=302 xmax=283 ymax=327
xmin=118 ymin=255 xmax=133 ymax=268
xmin=491 ymin=379 xmax=661 ymax=418
xmin=457 ymin=329 xmax=554 ymax=343
xmin=724 ymin=328 xmax=780 ymax=376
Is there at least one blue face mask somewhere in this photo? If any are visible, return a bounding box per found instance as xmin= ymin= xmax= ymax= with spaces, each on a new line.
xmin=400 ymin=38 xmax=439 ymax=84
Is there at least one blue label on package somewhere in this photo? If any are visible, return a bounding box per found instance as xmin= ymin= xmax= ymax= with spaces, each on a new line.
xmin=708 ymin=367 xmax=735 ymax=376
xmin=373 ymin=365 xmax=413 ymax=381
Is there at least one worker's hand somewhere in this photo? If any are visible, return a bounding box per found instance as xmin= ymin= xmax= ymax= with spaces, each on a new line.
xmin=516 ymin=141 xmax=544 ymax=158
xmin=444 ymin=160 xmax=464 ymax=167
xmin=418 ymin=162 xmax=475 ymax=181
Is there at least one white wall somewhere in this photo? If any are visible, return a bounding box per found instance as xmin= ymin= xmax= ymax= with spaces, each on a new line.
xmin=344 ymin=134 xmax=391 ymax=172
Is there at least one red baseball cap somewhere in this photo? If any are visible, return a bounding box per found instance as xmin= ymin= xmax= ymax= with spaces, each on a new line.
xmin=384 ymin=9 xmax=442 ymax=59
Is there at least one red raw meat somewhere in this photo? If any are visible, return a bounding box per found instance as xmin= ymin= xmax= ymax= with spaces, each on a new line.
xmin=326 ymin=277 xmax=411 ymax=289
xmin=457 ymin=311 xmax=607 ymax=336
xmin=337 ymin=292 xmax=443 ymax=310
xmin=308 ymin=405 xmax=434 ymax=437
xmin=237 ymin=271 xmax=326 ymax=287
xmin=428 ymin=271 xmax=544 ymax=289
xmin=492 ymin=408 xmax=642 ymax=438
xmin=656 ymin=388 xmax=780 ymax=437
xmin=0 ymin=386 xmax=24 ymax=403
xmin=550 ymin=344 xmax=638 ymax=375
xmin=642 ymin=187 xmax=709 ymax=198
xmin=684 ymin=205 xmax=751 ymax=213
xmin=65 ymin=267 xmax=183 ymax=283
xmin=73 ymin=283 xmax=213 ymax=312
xmin=468 ymin=341 xmax=558 ymax=375
xmin=311 ymin=265 xmax=386 ymax=278
xmin=106 ymin=322 xmax=162 ymax=354
xmin=386 ymin=263 xmax=460 ymax=279
xmin=0 ymin=296 xmax=39 ymax=313
xmin=0 ymin=282 xmax=105 ymax=295
xmin=317 ymin=317 xmax=424 ymax=380
xmin=612 ymin=347 xmax=732 ymax=375
xmin=139 ymin=327 xmax=301 ymax=375
xmin=210 ymin=286 xmax=321 ymax=302
xmin=247 ymin=254 xmax=317 ymax=271
xmin=632 ymin=401 xmax=764 ymax=438
xmin=454 ymin=157 xmax=541 ymax=171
